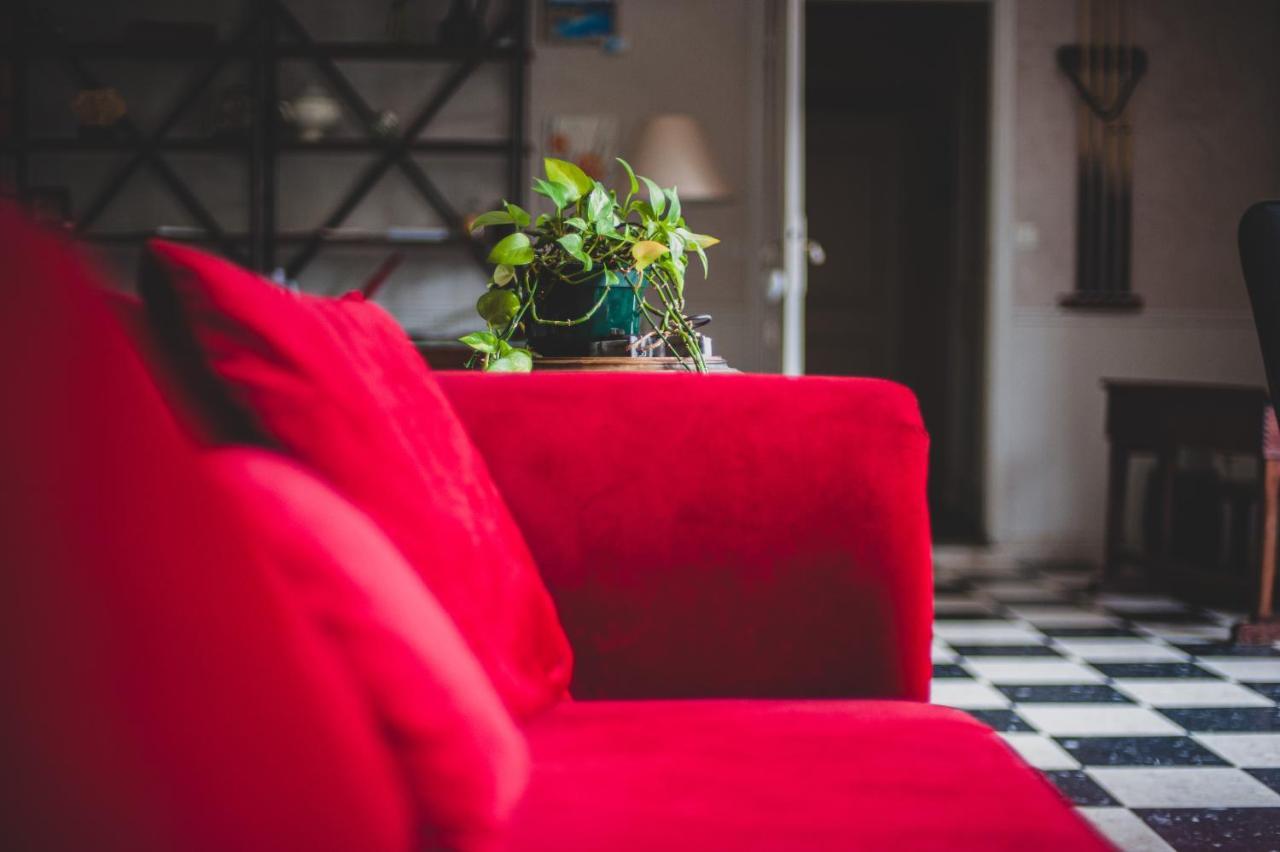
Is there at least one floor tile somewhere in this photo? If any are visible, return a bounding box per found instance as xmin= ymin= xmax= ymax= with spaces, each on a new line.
xmin=1043 ymin=770 xmax=1120 ymax=806
xmin=1160 ymin=707 xmax=1280 ymax=733
xmin=1249 ymin=768 xmax=1280 ymax=794
xmin=948 ymin=643 xmax=1061 ymax=657
xmin=1139 ymin=807 xmax=1280 ymax=850
xmin=1094 ymin=594 xmax=1188 ymax=612
xmin=1091 ymin=662 xmax=1220 ymax=680
xmin=930 ymin=642 xmax=957 ymax=663
xmin=1056 ymin=736 xmax=1228 ymax=767
xmin=970 ymin=581 xmax=1056 ymax=602
xmin=1115 ymin=679 xmax=1275 ymax=708
xmin=931 ymin=663 xmax=971 ymax=679
xmin=1018 ymin=705 xmax=1184 ymax=736
xmin=1007 ymin=605 xmax=1122 ymax=629
xmin=1137 ymin=624 xmax=1233 ymax=642
xmin=1088 ymin=767 xmax=1280 ymax=808
xmin=996 ymin=684 xmax=1132 ymax=704
xmin=962 ymin=709 xmax=1035 ymax=732
xmin=999 ymin=732 xmax=1080 ymax=769
xmin=1174 ymin=642 xmax=1280 ymax=658
xmin=933 ymin=621 xmax=1046 ymax=644
xmin=1077 ymin=807 xmax=1176 ymax=851
xmin=929 ymin=680 xmax=1010 ymax=709
xmin=1195 ymin=734 xmax=1280 ymax=768
xmin=1245 ymin=682 xmax=1280 ymax=702
xmin=966 ymin=658 xmax=1105 ymax=685
xmin=1117 ymin=609 xmax=1216 ymax=624
xmin=1051 ymin=639 xmax=1190 ymax=663
xmin=1199 ymin=658 xmax=1280 ymax=682
xmin=1040 ymin=626 xmax=1142 ymax=639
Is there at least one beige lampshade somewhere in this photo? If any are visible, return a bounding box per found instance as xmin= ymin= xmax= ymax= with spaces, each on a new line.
xmin=630 ymin=113 xmax=730 ymax=202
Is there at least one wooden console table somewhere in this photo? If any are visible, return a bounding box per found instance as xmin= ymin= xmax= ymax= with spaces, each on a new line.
xmin=1101 ymin=380 xmax=1276 ymax=623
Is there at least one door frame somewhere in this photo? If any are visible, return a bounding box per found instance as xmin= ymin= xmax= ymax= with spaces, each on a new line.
xmin=769 ymin=0 xmax=1017 ymax=541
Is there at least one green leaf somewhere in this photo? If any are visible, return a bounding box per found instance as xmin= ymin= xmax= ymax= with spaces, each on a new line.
xmin=470 ymin=210 xmax=514 ymax=232
xmin=631 ymin=240 xmax=669 ymax=271
xmin=487 ymin=232 xmax=534 ymax=265
xmin=641 ymin=177 xmax=666 ymax=218
xmin=693 ymin=243 xmax=709 ymax=278
xmin=495 ymin=338 xmax=514 ymax=357
xmin=556 ymin=233 xmax=592 ymax=271
xmin=534 ymin=213 xmax=551 ymax=229
xmin=565 ymin=217 xmax=589 ymax=231
xmin=603 ymin=268 xmax=620 ymax=288
xmin=502 ymin=200 xmax=531 ymax=228
xmin=544 ymin=157 xmax=594 ymax=200
xmin=616 ymin=157 xmax=640 ymax=199
xmin=586 ymin=183 xmax=612 ymax=224
xmin=679 ymin=229 xmax=720 ymax=249
xmin=459 ymin=331 xmax=500 ymax=354
xmin=492 ymin=263 xmax=516 ymax=286
xmin=486 ymin=348 xmax=533 ymax=373
xmin=668 ymin=230 xmax=686 ymax=265
xmin=532 ymin=178 xmax=571 ymax=212
xmin=664 ymin=187 xmax=682 ymax=226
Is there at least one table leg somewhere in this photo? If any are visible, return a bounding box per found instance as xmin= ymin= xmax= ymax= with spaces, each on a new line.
xmin=1103 ymin=443 xmax=1129 ymax=584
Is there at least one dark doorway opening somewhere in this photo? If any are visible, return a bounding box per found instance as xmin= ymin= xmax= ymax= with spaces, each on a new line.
xmin=805 ymin=1 xmax=990 ymax=542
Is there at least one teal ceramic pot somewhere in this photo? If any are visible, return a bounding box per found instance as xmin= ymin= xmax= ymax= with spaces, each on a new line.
xmin=526 ymin=268 xmax=646 ymax=356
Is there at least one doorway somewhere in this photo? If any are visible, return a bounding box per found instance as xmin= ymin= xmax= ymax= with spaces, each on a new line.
xmin=805 ymin=1 xmax=990 ymax=542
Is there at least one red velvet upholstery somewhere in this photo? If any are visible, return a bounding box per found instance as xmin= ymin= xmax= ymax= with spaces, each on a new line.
xmin=510 ymin=700 xmax=1111 ymax=850
xmin=437 ymin=372 xmax=934 ymax=701
xmin=0 ymin=205 xmax=412 ymax=850
xmin=206 ymin=448 xmax=530 ymax=850
xmin=139 ymin=241 xmax=572 ymax=718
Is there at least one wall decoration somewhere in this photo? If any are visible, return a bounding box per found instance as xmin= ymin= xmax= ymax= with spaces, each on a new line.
xmin=543 ymin=0 xmax=616 ymax=44
xmin=543 ymin=114 xmax=617 ymax=182
xmin=70 ymin=88 xmax=127 ymax=142
xmin=1057 ymin=0 xmax=1147 ymax=309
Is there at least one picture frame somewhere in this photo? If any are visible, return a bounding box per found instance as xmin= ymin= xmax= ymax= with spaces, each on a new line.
xmin=542 ymin=0 xmax=617 ymax=45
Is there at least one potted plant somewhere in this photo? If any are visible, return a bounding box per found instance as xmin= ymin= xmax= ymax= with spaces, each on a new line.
xmin=460 ymin=157 xmax=719 ymax=372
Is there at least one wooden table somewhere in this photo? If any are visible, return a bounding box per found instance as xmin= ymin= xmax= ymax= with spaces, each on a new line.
xmin=1101 ymin=380 xmax=1274 ymax=619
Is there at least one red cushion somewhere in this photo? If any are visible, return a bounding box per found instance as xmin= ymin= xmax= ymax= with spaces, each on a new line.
xmin=511 ymin=701 xmax=1111 ymax=851
xmin=139 ymin=241 xmax=572 ymax=718
xmin=206 ymin=447 xmax=530 ymax=849
xmin=0 ymin=204 xmax=413 ymax=850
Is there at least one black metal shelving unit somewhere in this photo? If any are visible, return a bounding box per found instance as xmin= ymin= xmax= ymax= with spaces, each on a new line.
xmin=0 ymin=0 xmax=530 ymax=277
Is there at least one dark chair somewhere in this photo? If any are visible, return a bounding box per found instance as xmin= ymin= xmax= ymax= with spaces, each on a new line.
xmin=1237 ymin=201 xmax=1280 ymax=637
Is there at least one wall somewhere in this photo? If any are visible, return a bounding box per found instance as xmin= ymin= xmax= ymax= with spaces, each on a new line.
xmin=995 ymin=0 xmax=1280 ymax=555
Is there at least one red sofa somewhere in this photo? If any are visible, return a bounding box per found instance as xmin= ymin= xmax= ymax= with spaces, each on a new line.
xmin=1 ymin=211 xmax=1109 ymax=850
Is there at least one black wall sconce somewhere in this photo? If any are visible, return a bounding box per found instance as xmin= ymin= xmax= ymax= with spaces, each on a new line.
xmin=1057 ymin=0 xmax=1148 ymax=310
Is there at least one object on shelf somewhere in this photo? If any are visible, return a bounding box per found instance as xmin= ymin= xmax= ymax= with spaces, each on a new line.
xmin=70 ymin=88 xmax=127 ymax=142
xmin=544 ymin=114 xmax=616 ymax=181
xmin=279 ymin=85 xmax=342 ymax=142
xmin=543 ymin=0 xmax=617 ymax=44
xmin=631 ymin=113 xmax=730 ymax=202
xmin=124 ymin=19 xmax=219 ymax=46
xmin=372 ymin=109 xmax=400 ymax=139
xmin=208 ymin=84 xmax=253 ymax=140
xmin=22 ymin=187 xmax=72 ymax=227
xmin=438 ymin=0 xmax=486 ymax=45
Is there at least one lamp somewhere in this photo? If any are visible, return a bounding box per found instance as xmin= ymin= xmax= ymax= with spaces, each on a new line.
xmin=630 ymin=113 xmax=730 ymax=202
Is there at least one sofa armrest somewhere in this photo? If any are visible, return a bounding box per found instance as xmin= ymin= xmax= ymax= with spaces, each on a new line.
xmin=438 ymin=372 xmax=933 ymax=702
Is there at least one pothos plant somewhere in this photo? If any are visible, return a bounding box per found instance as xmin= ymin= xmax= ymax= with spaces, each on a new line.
xmin=460 ymin=156 xmax=720 ymax=373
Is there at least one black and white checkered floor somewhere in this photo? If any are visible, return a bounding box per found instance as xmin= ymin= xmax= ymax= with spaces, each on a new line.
xmin=931 ymin=555 xmax=1280 ymax=851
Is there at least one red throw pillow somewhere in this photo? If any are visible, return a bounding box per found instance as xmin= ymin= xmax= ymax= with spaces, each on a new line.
xmin=139 ymin=241 xmax=572 ymax=718
xmin=206 ymin=448 xmax=530 ymax=850
xmin=0 ymin=204 xmax=412 ymax=850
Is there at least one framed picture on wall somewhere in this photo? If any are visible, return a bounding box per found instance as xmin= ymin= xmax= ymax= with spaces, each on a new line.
xmin=542 ymin=0 xmax=617 ymax=44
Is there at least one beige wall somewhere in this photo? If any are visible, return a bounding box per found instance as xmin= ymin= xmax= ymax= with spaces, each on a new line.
xmin=995 ymin=0 xmax=1280 ymax=554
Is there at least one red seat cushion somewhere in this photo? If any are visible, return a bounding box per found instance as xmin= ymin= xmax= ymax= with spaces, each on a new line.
xmin=511 ymin=700 xmax=1111 ymax=851
xmin=139 ymin=241 xmax=572 ymax=718
xmin=0 ymin=206 xmax=413 ymax=850
xmin=207 ymin=448 xmax=531 ymax=850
